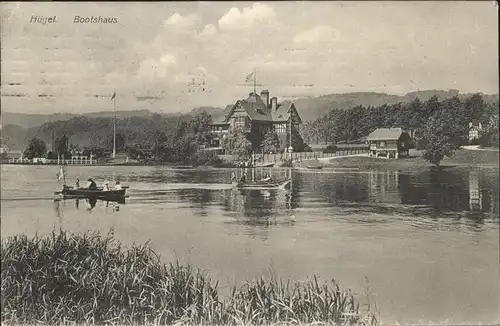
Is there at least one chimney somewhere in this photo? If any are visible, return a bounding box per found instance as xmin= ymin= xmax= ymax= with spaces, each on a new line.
xmin=271 ymin=97 xmax=277 ymax=111
xmin=260 ymin=90 xmax=269 ymax=108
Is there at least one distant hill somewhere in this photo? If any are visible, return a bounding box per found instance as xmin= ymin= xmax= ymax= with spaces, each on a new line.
xmin=84 ymin=110 xmax=155 ymax=119
xmin=286 ymin=90 xmax=499 ymax=121
xmin=0 ymin=124 xmax=28 ymax=150
xmin=1 ymin=113 xmax=193 ymax=151
xmin=188 ymin=106 xmax=223 ymax=117
xmin=0 ymin=110 xmax=157 ymax=129
xmin=0 ymin=112 xmax=77 ymax=129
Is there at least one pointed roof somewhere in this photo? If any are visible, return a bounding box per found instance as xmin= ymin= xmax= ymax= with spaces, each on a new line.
xmin=366 ymin=128 xmax=405 ymax=141
xmin=212 ymin=104 xmax=234 ymax=124
xmin=271 ymin=102 xmax=302 ymax=123
xmin=210 ymin=92 xmax=302 ymax=124
xmin=271 ymin=102 xmax=292 ymax=122
xmin=223 ymin=93 xmax=274 ymax=122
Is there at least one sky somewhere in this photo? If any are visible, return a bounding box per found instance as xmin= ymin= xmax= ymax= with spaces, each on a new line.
xmin=0 ymin=1 xmax=498 ymax=114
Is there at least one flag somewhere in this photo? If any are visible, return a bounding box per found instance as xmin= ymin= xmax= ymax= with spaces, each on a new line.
xmin=57 ymin=166 xmax=65 ymax=182
xmin=245 ymin=71 xmax=255 ymax=82
xmin=110 ymin=90 xmax=116 ymax=101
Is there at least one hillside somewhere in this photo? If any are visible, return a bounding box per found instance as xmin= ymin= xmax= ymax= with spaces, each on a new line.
xmin=0 ymin=112 xmax=77 ymax=129
xmin=0 ymin=110 xmax=157 ymax=129
xmin=0 ymin=124 xmax=28 ymax=150
xmin=287 ymin=90 xmax=499 ymax=121
xmin=0 ymin=113 xmax=195 ymax=151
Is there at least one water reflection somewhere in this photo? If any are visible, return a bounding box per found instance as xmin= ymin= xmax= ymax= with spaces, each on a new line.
xmin=398 ymin=170 xmax=498 ymax=214
xmin=305 ymin=169 xmax=498 ymax=216
xmin=53 ymin=197 xmax=123 ymax=216
xmin=368 ymin=170 xmax=401 ymax=204
xmin=48 ymin=168 xmax=498 ymax=229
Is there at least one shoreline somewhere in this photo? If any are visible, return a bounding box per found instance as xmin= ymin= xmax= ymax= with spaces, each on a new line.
xmin=2 ymin=149 xmax=498 ymax=170
xmin=302 ymin=149 xmax=499 ymax=171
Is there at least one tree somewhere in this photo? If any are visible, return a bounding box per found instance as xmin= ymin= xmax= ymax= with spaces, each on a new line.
xmin=420 ymin=101 xmax=463 ymax=166
xmin=464 ymin=93 xmax=485 ymax=122
xmin=189 ymin=112 xmax=213 ymax=145
xmin=221 ymin=128 xmax=252 ymax=160
xmin=69 ymin=144 xmax=82 ymax=156
xmin=261 ymin=129 xmax=280 ymax=153
xmin=55 ymin=135 xmax=71 ymax=158
xmin=107 ymin=132 xmax=125 ymax=152
xmin=23 ymin=137 xmax=47 ymax=159
xmin=479 ymin=100 xmax=499 ymax=147
xmin=170 ymin=134 xmax=198 ymax=163
xmin=150 ymin=131 xmax=169 ymax=161
xmin=407 ymin=98 xmax=424 ymax=139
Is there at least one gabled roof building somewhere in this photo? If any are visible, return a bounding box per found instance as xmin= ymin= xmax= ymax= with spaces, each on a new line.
xmin=366 ymin=127 xmax=413 ymax=159
xmin=209 ymin=90 xmax=302 ymax=151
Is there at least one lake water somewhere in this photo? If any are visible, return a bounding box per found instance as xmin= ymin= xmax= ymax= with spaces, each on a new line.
xmin=1 ymin=164 xmax=499 ymax=325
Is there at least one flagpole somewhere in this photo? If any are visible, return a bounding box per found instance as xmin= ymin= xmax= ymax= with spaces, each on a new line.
xmin=113 ymin=90 xmax=116 ymax=159
xmin=253 ymin=68 xmax=256 ymax=95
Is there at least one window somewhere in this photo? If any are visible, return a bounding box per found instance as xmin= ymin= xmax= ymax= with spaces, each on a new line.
xmin=379 ymin=141 xmax=386 ymax=148
xmin=275 ymin=123 xmax=286 ymax=133
xmin=234 ymin=117 xmax=246 ymax=128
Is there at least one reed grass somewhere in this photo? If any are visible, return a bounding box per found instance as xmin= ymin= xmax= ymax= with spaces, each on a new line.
xmin=1 ymin=230 xmax=378 ymax=325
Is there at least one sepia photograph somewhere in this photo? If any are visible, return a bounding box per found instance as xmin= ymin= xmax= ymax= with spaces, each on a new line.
xmin=1 ymin=1 xmax=498 ymax=325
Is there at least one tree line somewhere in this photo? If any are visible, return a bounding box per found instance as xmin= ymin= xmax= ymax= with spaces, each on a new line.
xmin=302 ymin=94 xmax=496 ymax=144
xmin=20 ymin=112 xmax=222 ymax=166
xmin=299 ymin=94 xmax=498 ymax=165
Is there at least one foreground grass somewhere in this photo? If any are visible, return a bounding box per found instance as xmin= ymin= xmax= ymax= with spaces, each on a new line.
xmin=325 ymin=149 xmax=499 ymax=170
xmin=1 ymin=230 xmax=378 ymax=325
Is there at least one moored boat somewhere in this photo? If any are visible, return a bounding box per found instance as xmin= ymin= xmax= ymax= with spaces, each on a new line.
xmin=305 ymin=165 xmax=323 ymax=170
xmin=255 ymin=162 xmax=274 ymax=168
xmin=233 ymin=179 xmax=291 ymax=190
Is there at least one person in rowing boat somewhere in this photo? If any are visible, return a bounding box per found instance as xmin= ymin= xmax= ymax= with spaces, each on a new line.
xmin=239 ymin=173 xmax=247 ymax=183
xmin=87 ymin=178 xmax=97 ymax=190
xmin=114 ymin=181 xmax=122 ymax=190
xmin=103 ymin=180 xmax=110 ymax=191
xmin=230 ymin=172 xmax=236 ymax=184
xmin=75 ymin=178 xmax=80 ymax=189
xmin=261 ymin=173 xmax=272 ymax=183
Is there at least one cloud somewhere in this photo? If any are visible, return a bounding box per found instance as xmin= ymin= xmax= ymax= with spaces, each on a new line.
xmin=137 ymin=54 xmax=177 ymax=81
xmin=218 ymin=3 xmax=276 ymax=31
xmin=0 ymin=2 xmax=497 ymax=114
xmin=293 ymin=25 xmax=341 ymax=45
xmin=164 ymin=12 xmax=200 ymax=32
xmin=199 ymin=24 xmax=217 ymax=37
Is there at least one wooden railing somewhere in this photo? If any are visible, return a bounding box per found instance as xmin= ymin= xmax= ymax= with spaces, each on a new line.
xmin=219 ymin=148 xmax=370 ymax=164
xmin=4 ymin=158 xmax=97 ymax=165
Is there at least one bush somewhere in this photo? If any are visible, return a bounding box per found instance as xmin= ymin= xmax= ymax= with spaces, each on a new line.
xmin=479 ymin=133 xmax=499 ymax=148
xmin=190 ymin=150 xmax=223 ymax=167
xmin=469 ymin=138 xmax=481 ymax=146
xmin=1 ymin=230 xmax=378 ymax=325
xmin=301 ymin=144 xmax=313 ymax=152
xmin=323 ymin=144 xmax=338 ymax=153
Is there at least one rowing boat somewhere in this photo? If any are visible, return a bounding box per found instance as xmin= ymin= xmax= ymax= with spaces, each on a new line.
xmin=55 ymin=186 xmax=127 ymax=200
xmin=233 ymin=179 xmax=291 ymax=190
